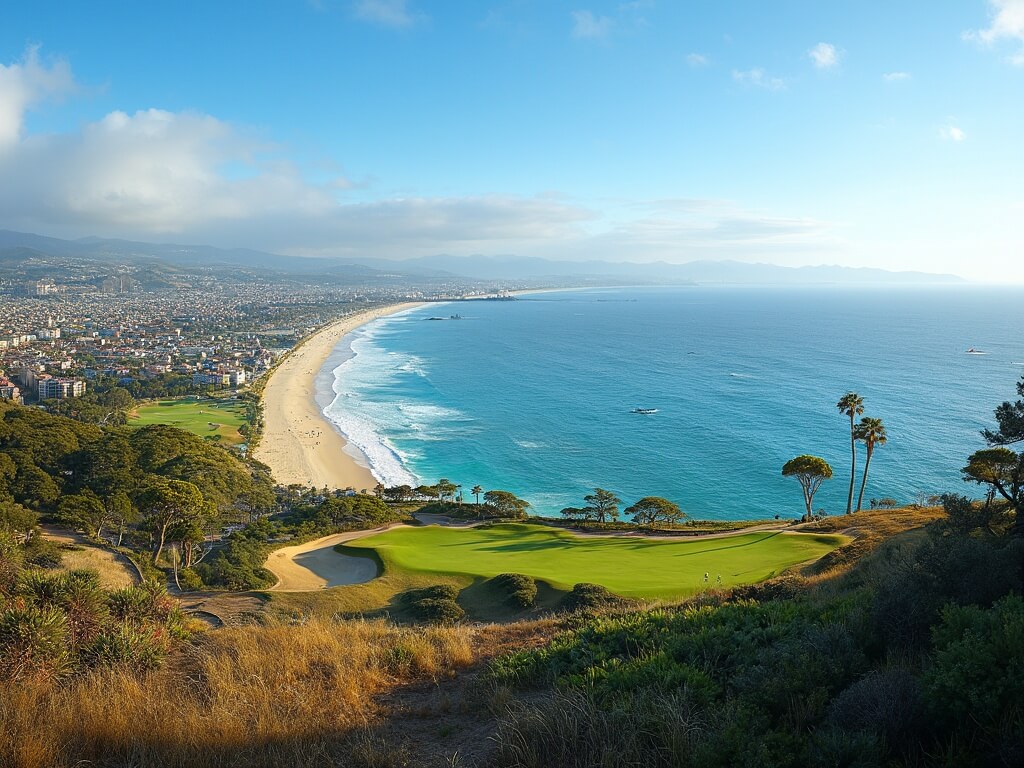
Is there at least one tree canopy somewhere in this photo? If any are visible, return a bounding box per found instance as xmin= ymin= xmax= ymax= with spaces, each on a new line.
xmin=483 ymin=490 xmax=531 ymax=519
xmin=982 ymin=375 xmax=1024 ymax=446
xmin=782 ymin=455 xmax=833 ymax=520
xmin=624 ymin=496 xmax=685 ymax=525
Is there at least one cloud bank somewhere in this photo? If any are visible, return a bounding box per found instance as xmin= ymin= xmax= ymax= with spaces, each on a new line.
xmin=0 ymin=48 xmax=843 ymax=266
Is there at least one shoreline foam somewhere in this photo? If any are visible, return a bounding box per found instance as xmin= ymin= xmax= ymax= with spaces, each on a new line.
xmin=254 ymin=302 xmax=424 ymax=491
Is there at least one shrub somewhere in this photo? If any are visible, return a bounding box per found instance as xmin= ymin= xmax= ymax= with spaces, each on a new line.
xmin=400 ymin=584 xmax=459 ymax=604
xmin=85 ymin=624 xmax=170 ymax=671
xmin=177 ymin=567 xmax=204 ymax=592
xmin=21 ymin=536 xmax=63 ymax=568
xmin=491 ymin=573 xmax=538 ymax=608
xmin=408 ymin=597 xmax=465 ymax=624
xmin=826 ymin=668 xmax=922 ymax=751
xmin=563 ymin=583 xmax=623 ymax=612
xmin=400 ymin=585 xmax=464 ymax=624
xmin=924 ymin=594 xmax=1024 ymax=732
xmin=0 ymin=605 xmax=72 ymax=681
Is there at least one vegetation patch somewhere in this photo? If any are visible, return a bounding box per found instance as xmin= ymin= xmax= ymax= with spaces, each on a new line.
xmin=490 ymin=573 xmax=538 ymax=609
xmin=399 ymin=585 xmax=465 ymax=624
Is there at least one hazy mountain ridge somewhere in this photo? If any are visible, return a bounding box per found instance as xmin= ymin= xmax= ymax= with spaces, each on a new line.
xmin=0 ymin=230 xmax=964 ymax=285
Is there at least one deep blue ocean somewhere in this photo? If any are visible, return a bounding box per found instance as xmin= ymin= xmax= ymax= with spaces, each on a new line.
xmin=319 ymin=286 xmax=1024 ymax=520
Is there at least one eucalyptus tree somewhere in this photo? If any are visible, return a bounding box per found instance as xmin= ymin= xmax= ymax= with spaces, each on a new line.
xmin=624 ymin=496 xmax=686 ymax=525
xmin=482 ymin=490 xmax=531 ymax=519
xmin=854 ymin=417 xmax=887 ymax=512
xmin=782 ymin=455 xmax=833 ymax=521
xmin=837 ymin=392 xmax=865 ymax=514
xmin=584 ymin=488 xmax=622 ymax=523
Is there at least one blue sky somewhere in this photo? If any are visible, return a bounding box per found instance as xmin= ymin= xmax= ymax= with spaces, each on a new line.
xmin=1 ymin=1 xmax=1022 ymax=280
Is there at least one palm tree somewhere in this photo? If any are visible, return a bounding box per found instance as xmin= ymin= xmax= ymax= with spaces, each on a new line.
xmin=471 ymin=485 xmax=483 ymax=505
xmin=837 ymin=392 xmax=864 ymax=514
xmin=854 ymin=417 xmax=887 ymax=512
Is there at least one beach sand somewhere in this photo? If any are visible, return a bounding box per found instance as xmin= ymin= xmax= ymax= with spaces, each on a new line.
xmin=253 ymin=303 xmax=424 ymax=492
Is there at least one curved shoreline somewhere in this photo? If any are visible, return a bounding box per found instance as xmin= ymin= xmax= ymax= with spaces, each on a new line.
xmin=253 ymin=303 xmax=425 ymax=491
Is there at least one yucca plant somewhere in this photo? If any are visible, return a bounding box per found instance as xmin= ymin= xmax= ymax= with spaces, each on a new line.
xmin=17 ymin=569 xmax=68 ymax=608
xmin=57 ymin=571 xmax=109 ymax=647
xmin=0 ymin=604 xmax=73 ymax=681
xmin=85 ymin=623 xmax=169 ymax=671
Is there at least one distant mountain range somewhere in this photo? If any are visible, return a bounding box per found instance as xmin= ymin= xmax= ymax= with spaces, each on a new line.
xmin=0 ymin=229 xmax=964 ymax=285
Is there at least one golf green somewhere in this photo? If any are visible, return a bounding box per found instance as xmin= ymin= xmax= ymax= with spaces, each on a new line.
xmin=131 ymin=398 xmax=247 ymax=444
xmin=343 ymin=523 xmax=848 ymax=599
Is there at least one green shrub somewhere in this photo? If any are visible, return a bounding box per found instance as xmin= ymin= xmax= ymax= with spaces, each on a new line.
xmin=84 ymin=623 xmax=169 ymax=670
xmin=408 ymin=597 xmax=464 ymax=624
xmin=21 ymin=536 xmax=63 ymax=568
xmin=177 ymin=567 xmax=204 ymax=592
xmin=925 ymin=595 xmax=1024 ymax=732
xmin=399 ymin=585 xmax=464 ymax=624
xmin=400 ymin=584 xmax=459 ymax=604
xmin=0 ymin=605 xmax=72 ymax=681
xmin=491 ymin=573 xmax=538 ymax=608
xmin=563 ymin=582 xmax=623 ymax=612
xmin=826 ymin=669 xmax=922 ymax=751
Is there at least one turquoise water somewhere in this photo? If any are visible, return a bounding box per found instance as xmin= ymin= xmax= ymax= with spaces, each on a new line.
xmin=320 ymin=286 xmax=1024 ymax=520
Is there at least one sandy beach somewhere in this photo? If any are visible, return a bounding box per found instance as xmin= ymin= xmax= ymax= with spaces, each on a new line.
xmin=253 ymin=303 xmax=424 ymax=491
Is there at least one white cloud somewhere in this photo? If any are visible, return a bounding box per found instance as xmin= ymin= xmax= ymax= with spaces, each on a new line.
xmin=964 ymin=0 xmax=1024 ymax=65
xmin=732 ymin=68 xmax=785 ymax=90
xmin=882 ymin=71 xmax=911 ymax=81
xmin=571 ymin=10 xmax=612 ymax=40
xmin=808 ymin=42 xmax=841 ymax=69
xmin=352 ymin=0 xmax=418 ymax=28
xmin=0 ymin=50 xmax=849 ymax=265
xmin=686 ymin=53 xmax=709 ymax=67
xmin=940 ymin=124 xmax=966 ymax=142
xmin=0 ymin=46 xmax=75 ymax=147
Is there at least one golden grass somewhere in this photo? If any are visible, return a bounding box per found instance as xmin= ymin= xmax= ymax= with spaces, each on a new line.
xmin=0 ymin=617 xmax=475 ymax=768
xmin=798 ymin=505 xmax=943 ymax=581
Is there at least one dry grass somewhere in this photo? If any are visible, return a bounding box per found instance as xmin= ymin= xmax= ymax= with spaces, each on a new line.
xmin=0 ymin=617 xmax=475 ymax=768
xmin=798 ymin=505 xmax=943 ymax=580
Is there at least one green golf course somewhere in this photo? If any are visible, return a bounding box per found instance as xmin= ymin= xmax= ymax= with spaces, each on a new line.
xmin=342 ymin=523 xmax=848 ymax=599
xmin=131 ymin=398 xmax=247 ymax=445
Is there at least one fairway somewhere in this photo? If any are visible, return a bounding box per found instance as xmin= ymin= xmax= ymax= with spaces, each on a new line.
xmin=343 ymin=523 xmax=848 ymax=599
xmin=131 ymin=398 xmax=247 ymax=445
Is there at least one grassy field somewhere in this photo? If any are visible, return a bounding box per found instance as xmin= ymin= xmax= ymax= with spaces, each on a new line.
xmin=342 ymin=523 xmax=847 ymax=600
xmin=131 ymin=397 xmax=247 ymax=445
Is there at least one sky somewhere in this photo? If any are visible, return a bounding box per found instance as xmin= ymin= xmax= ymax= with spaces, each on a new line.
xmin=1 ymin=1 xmax=1022 ymax=281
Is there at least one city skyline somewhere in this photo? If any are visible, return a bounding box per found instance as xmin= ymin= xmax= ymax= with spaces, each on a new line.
xmin=1 ymin=1 xmax=1022 ymax=281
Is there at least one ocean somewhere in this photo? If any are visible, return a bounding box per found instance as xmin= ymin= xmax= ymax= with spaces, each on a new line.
xmin=317 ymin=286 xmax=1024 ymax=520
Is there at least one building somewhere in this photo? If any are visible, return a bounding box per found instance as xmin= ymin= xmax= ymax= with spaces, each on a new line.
xmin=0 ymin=377 xmax=21 ymax=403
xmin=38 ymin=377 xmax=86 ymax=399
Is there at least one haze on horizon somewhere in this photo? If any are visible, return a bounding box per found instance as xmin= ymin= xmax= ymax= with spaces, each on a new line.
xmin=1 ymin=1 xmax=1022 ymax=283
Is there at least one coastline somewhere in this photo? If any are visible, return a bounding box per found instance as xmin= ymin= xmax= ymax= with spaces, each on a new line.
xmin=253 ymin=302 xmax=425 ymax=491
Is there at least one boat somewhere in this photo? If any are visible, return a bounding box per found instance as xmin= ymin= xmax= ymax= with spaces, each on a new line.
xmin=966 ymin=348 xmax=987 ymax=355
xmin=631 ymin=408 xmax=658 ymax=414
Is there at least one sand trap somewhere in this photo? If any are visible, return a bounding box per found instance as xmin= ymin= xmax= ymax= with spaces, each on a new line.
xmin=266 ymin=526 xmax=399 ymax=591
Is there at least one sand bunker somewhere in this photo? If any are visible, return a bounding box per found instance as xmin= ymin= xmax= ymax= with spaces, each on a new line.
xmin=266 ymin=528 xmax=392 ymax=591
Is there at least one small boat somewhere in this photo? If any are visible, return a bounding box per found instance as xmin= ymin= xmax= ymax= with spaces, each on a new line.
xmin=966 ymin=348 xmax=987 ymax=355
xmin=632 ymin=408 xmax=658 ymax=414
